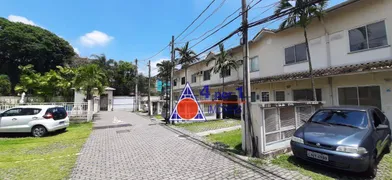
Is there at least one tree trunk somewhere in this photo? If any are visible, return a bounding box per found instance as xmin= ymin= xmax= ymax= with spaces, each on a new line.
xmin=185 ymin=67 xmax=188 ymax=84
xmin=303 ymin=28 xmax=317 ymax=101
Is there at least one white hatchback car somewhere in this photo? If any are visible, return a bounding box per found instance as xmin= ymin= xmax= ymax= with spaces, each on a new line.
xmin=0 ymin=105 xmax=70 ymax=137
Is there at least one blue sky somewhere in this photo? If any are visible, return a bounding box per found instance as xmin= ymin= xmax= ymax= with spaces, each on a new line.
xmin=0 ymin=0 xmax=344 ymax=75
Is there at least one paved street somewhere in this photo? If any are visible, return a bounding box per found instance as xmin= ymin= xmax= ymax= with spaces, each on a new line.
xmin=70 ymin=111 xmax=299 ymax=180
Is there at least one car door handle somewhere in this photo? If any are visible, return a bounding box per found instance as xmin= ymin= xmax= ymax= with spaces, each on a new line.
xmin=12 ymin=118 xmax=17 ymax=121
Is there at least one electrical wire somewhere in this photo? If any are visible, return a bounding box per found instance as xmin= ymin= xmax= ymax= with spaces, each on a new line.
xmin=174 ymin=0 xmax=217 ymax=41
xmin=178 ymin=0 xmax=227 ymax=43
xmin=189 ymin=0 xmax=264 ymax=50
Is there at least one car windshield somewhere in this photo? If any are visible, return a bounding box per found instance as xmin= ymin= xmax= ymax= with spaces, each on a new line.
xmin=310 ymin=109 xmax=368 ymax=129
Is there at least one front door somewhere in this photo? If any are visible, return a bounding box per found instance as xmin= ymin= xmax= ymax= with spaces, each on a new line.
xmin=0 ymin=108 xmax=23 ymax=132
xmin=100 ymin=94 xmax=108 ymax=111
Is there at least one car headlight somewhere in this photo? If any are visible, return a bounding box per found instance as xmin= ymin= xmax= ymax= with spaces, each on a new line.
xmin=291 ymin=136 xmax=304 ymax=144
xmin=336 ymin=146 xmax=368 ymax=154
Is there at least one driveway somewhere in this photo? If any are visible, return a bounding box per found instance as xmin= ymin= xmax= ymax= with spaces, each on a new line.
xmin=70 ymin=111 xmax=300 ymax=180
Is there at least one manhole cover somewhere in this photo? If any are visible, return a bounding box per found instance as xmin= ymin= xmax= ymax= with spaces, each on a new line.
xmin=116 ymin=129 xmax=131 ymax=134
xmin=93 ymin=124 xmax=132 ymax=130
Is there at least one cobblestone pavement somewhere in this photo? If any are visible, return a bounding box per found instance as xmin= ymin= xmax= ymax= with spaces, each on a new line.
xmin=70 ymin=111 xmax=309 ymax=180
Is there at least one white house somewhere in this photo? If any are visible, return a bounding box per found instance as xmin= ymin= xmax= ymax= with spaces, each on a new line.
xmin=173 ymin=0 xmax=392 ymax=154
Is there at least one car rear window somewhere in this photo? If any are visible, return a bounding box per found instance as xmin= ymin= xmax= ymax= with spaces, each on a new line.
xmin=310 ymin=110 xmax=368 ymax=128
xmin=46 ymin=107 xmax=67 ymax=120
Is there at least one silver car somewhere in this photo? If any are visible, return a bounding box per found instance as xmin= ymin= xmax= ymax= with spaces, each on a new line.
xmin=0 ymin=105 xmax=70 ymax=137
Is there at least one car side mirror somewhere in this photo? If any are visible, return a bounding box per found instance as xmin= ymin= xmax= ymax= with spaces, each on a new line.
xmin=376 ymin=124 xmax=389 ymax=130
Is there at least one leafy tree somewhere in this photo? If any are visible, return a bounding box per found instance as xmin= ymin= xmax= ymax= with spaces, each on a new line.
xmin=207 ymin=43 xmax=239 ymax=94
xmin=275 ymin=0 xmax=327 ymax=101
xmin=175 ymin=42 xmax=198 ymax=83
xmin=157 ymin=60 xmax=174 ymax=120
xmin=112 ymin=61 xmax=137 ymax=96
xmin=70 ymin=56 xmax=91 ymax=68
xmin=56 ymin=66 xmax=76 ymax=101
xmin=0 ymin=18 xmax=75 ymax=89
xmin=0 ymin=75 xmax=11 ymax=95
xmin=14 ymin=65 xmax=42 ymax=97
xmin=73 ymin=64 xmax=107 ymax=100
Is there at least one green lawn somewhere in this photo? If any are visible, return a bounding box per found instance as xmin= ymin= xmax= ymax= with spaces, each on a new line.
xmin=154 ymin=115 xmax=163 ymax=120
xmin=272 ymin=147 xmax=392 ymax=180
xmin=206 ymin=129 xmax=243 ymax=154
xmin=174 ymin=119 xmax=241 ymax=133
xmin=0 ymin=123 xmax=92 ymax=180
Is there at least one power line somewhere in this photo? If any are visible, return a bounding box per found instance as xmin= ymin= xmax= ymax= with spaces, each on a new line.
xmin=174 ymin=0 xmax=217 ymax=41
xmin=141 ymin=0 xmax=216 ymax=63
xmin=189 ymin=0 xmax=264 ymax=50
xmin=178 ymin=0 xmax=227 ymax=43
xmin=195 ymin=0 xmax=325 ymax=58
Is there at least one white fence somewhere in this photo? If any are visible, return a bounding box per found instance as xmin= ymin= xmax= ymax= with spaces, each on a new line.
xmin=0 ymin=102 xmax=93 ymax=121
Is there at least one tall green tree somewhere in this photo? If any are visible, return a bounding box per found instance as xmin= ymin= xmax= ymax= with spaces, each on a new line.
xmin=207 ymin=43 xmax=239 ymax=94
xmin=73 ymin=64 xmax=107 ymax=100
xmin=112 ymin=61 xmax=136 ymax=96
xmin=14 ymin=65 xmax=41 ymax=97
xmin=275 ymin=0 xmax=327 ymax=101
xmin=157 ymin=60 xmax=174 ymax=120
xmin=56 ymin=66 xmax=76 ymax=101
xmin=0 ymin=18 xmax=75 ymax=89
xmin=0 ymin=75 xmax=11 ymax=95
xmin=175 ymin=42 xmax=198 ymax=83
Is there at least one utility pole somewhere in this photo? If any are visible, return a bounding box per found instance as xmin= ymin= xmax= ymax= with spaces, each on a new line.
xmin=170 ymin=36 xmax=175 ymax=120
xmin=135 ymin=59 xmax=138 ymax=112
xmin=241 ymin=0 xmax=254 ymax=156
xmin=148 ymin=60 xmax=151 ymax=117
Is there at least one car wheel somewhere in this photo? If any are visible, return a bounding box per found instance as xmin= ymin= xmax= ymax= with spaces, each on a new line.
xmin=366 ymin=153 xmax=377 ymax=178
xmin=31 ymin=125 xmax=47 ymax=137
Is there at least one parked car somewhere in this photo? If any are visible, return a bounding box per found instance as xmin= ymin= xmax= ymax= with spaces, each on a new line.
xmin=0 ymin=105 xmax=69 ymax=137
xmin=291 ymin=106 xmax=391 ymax=177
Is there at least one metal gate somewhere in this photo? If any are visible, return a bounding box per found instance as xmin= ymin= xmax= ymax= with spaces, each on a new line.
xmin=113 ymin=96 xmax=135 ymax=111
xmin=261 ymin=102 xmax=322 ymax=153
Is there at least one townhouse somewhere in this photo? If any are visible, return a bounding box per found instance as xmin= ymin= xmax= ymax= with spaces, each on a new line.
xmin=173 ymin=0 xmax=392 ymax=123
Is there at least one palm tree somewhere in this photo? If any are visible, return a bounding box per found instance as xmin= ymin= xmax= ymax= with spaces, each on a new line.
xmin=175 ymin=42 xmax=198 ymax=83
xmin=90 ymin=54 xmax=108 ymax=68
xmin=73 ymin=64 xmax=108 ymax=100
xmin=275 ymin=0 xmax=328 ymax=101
xmin=207 ymin=43 xmax=239 ymax=94
xmin=157 ymin=60 xmax=174 ymax=121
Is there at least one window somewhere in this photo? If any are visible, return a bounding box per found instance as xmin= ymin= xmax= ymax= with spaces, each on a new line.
xmin=191 ymin=74 xmax=197 ymax=83
xmin=372 ymin=111 xmax=382 ymax=128
xmin=349 ymin=21 xmax=388 ymax=52
xmin=46 ymin=107 xmax=67 ymax=120
xmin=285 ymin=43 xmax=307 ymax=65
xmin=275 ymin=91 xmax=285 ymax=101
xmin=293 ymin=89 xmax=322 ymax=101
xmin=250 ymin=56 xmax=259 ymax=72
xmin=173 ymin=79 xmax=177 ymax=86
xmin=2 ymin=108 xmax=22 ymax=117
xmin=374 ymin=108 xmax=387 ymax=124
xmin=310 ymin=110 xmax=368 ymax=129
xmin=338 ymin=86 xmax=381 ymax=109
xmin=181 ymin=77 xmax=185 ymax=85
xmin=203 ymin=69 xmax=211 ymax=81
xmin=251 ymin=92 xmax=256 ymax=102
xmin=22 ymin=108 xmax=41 ymax=115
xmin=220 ymin=67 xmax=231 ymax=78
xmin=261 ymin=92 xmax=270 ymax=102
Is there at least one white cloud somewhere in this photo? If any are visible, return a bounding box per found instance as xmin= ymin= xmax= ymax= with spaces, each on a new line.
xmin=8 ymin=15 xmax=36 ymax=26
xmin=79 ymin=30 xmax=114 ymax=47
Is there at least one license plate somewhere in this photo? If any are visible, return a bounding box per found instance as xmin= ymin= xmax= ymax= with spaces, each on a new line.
xmin=59 ymin=121 xmax=65 ymax=125
xmin=307 ymin=151 xmax=329 ymax=161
